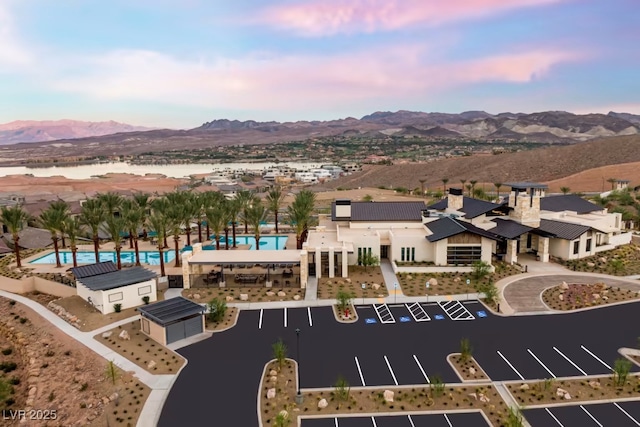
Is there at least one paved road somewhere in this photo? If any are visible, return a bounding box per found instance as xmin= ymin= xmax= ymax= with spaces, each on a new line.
xmin=159 ymin=301 xmax=640 ymax=426
xmin=503 ymin=273 xmax=640 ymax=313
xmin=525 ymin=401 xmax=640 ymax=427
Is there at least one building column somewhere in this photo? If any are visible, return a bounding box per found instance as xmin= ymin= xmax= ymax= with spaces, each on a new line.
xmin=299 ymin=251 xmax=308 ymax=289
xmin=505 ymin=239 xmax=518 ymax=264
xmin=328 ymin=247 xmax=335 ymax=278
xmin=537 ymin=237 xmax=550 ymax=262
xmin=315 ymin=248 xmax=322 ymax=279
xmin=341 ymin=247 xmax=349 ymax=278
xmin=181 ymin=250 xmax=193 ymax=289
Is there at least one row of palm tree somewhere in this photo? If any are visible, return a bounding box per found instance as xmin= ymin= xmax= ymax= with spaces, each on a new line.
xmin=0 ymin=187 xmax=315 ymax=277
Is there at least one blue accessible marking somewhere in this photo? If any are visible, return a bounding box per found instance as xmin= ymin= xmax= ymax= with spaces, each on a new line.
xmin=434 ymin=314 xmax=445 ymax=320
xmin=476 ymin=311 xmax=487 ymax=318
xmin=365 ymin=318 xmax=377 ymax=324
xmin=399 ymin=316 xmax=411 ymax=322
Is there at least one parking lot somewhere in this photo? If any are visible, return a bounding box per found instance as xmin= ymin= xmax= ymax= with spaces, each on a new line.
xmin=301 ymin=412 xmax=489 ymax=427
xmin=525 ymin=401 xmax=640 ymax=426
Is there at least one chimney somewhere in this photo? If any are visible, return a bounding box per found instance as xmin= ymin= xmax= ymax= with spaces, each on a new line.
xmin=447 ymin=188 xmax=464 ymax=211
xmin=334 ymin=199 xmax=352 ymax=219
xmin=510 ymin=191 xmax=540 ymax=227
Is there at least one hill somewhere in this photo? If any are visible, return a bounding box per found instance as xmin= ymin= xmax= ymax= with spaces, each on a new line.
xmin=318 ymin=135 xmax=640 ymax=191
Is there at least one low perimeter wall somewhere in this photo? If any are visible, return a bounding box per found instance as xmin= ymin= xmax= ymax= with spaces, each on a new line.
xmin=391 ymin=262 xmax=495 ymax=274
xmin=0 ymin=275 xmax=76 ymax=298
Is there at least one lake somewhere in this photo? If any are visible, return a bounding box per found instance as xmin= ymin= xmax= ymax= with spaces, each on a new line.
xmin=0 ymin=161 xmax=323 ymax=180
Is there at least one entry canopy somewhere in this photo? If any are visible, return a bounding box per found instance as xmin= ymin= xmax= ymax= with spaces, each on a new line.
xmin=188 ymin=249 xmax=303 ymax=265
xmin=138 ymin=296 xmax=205 ymax=326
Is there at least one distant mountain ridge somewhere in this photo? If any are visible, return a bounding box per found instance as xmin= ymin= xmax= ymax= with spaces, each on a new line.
xmin=0 ymin=119 xmax=153 ymax=145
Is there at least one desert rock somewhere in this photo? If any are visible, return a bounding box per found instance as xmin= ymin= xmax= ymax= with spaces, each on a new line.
xmin=239 ymin=294 xmax=249 ymax=301
xmin=383 ymin=389 xmax=394 ymax=402
xmin=118 ymin=330 xmax=130 ymax=340
xmin=318 ymin=398 xmax=328 ymax=409
xmin=267 ymin=388 xmax=276 ymax=399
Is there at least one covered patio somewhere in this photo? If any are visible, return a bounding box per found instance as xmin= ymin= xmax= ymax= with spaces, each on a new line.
xmin=181 ymin=243 xmax=308 ymax=289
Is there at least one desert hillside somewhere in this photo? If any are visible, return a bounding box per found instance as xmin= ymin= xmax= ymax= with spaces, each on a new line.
xmin=320 ymin=135 xmax=640 ymax=192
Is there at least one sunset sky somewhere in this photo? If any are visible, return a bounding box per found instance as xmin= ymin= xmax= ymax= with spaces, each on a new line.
xmin=0 ymin=0 xmax=638 ymax=128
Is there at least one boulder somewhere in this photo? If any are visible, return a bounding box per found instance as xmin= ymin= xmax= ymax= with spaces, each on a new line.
xmin=406 ymin=275 xmax=413 ymax=281
xmin=383 ymin=389 xmax=394 ymax=402
xmin=556 ymin=387 xmax=568 ymax=397
xmin=239 ymin=294 xmax=249 ymax=301
xmin=293 ymin=295 xmax=301 ymax=301
xmin=479 ymin=393 xmax=490 ymax=403
xmin=28 ymin=386 xmax=37 ymax=397
xmin=603 ymin=295 xmax=609 ymax=300
xmin=564 ymin=393 xmax=571 ymax=400
xmin=193 ymin=293 xmax=201 ymax=300
xmin=588 ymin=380 xmax=601 ymax=390
xmin=277 ymin=291 xmax=286 ymax=297
xmin=559 ymin=294 xmax=564 ymax=301
xmin=592 ymin=293 xmax=600 ymax=300
xmin=468 ymin=392 xmax=477 ymax=400
xmin=109 ymin=392 xmax=119 ymax=402
xmin=318 ymin=398 xmax=328 ymax=409
xmin=453 ymin=277 xmax=461 ymax=283
xmin=325 ymin=281 xmax=332 ymax=286
xmin=118 ymin=330 xmax=130 ymax=341
xmin=147 ymin=360 xmax=156 ymax=370
xmin=428 ymin=278 xmax=438 ymax=286
xmin=598 ymin=257 xmax=607 ymax=263
xmin=345 ymin=278 xmax=351 ymax=283
xmin=270 ymin=376 xmax=277 ymax=383
xmin=560 ymin=281 xmax=569 ymax=290
xmin=101 ymin=331 xmax=113 ymax=339
xmin=520 ymin=384 xmax=530 ymax=390
xmin=266 ymin=388 xmax=276 ymax=399
xmin=101 ymin=396 xmax=110 ymax=405
xmin=269 ymin=369 xmax=278 ymax=376
xmin=469 ymin=367 xmax=476 ymax=376
xmin=587 ymin=262 xmax=596 ymax=268
xmin=225 ymin=296 xmax=234 ymax=302
xmin=266 ymin=291 xmax=275 ymax=296
xmin=372 ymin=283 xmax=380 ymax=290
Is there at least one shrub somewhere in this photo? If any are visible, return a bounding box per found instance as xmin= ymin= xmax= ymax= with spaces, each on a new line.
xmin=142 ymin=296 xmax=150 ymax=305
xmin=207 ymin=298 xmax=227 ymax=323
xmin=460 ymin=338 xmax=473 ymax=363
xmin=272 ymin=339 xmax=287 ymax=371
xmin=0 ymin=362 xmax=17 ymax=373
xmin=1 ymin=348 xmax=12 ymax=356
xmin=80 ymin=382 xmax=88 ymax=391
xmin=113 ymin=303 xmax=122 ymax=313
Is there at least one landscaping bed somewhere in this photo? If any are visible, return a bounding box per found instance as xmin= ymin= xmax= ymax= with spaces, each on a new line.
xmin=399 ymin=262 xmax=521 ymax=297
xmin=542 ymin=282 xmax=639 ymax=310
xmin=448 ymin=354 xmax=489 ymax=382
xmin=205 ymin=307 xmax=238 ymax=332
xmin=50 ymin=295 xmax=150 ymax=332
xmin=507 ymin=374 xmax=640 ymax=406
xmin=332 ymin=304 xmax=357 ymax=323
xmin=317 ymin=266 xmax=388 ymax=299
xmin=259 ymin=360 xmax=513 ymax=427
xmin=183 ymin=287 xmax=304 ymax=303
xmin=555 ymin=244 xmax=640 ymax=276
xmin=0 ymin=296 xmax=150 ymax=426
xmin=95 ymin=320 xmax=186 ymax=375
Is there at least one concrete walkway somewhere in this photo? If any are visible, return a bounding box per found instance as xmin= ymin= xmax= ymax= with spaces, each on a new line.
xmin=304 ymin=275 xmax=318 ymax=301
xmin=380 ymin=259 xmax=403 ymax=297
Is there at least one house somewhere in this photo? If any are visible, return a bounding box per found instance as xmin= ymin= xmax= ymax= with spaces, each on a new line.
xmin=137 ymin=296 xmax=205 ymax=345
xmin=2 ymin=227 xmax=52 ymax=249
xmin=71 ymin=261 xmax=158 ymax=314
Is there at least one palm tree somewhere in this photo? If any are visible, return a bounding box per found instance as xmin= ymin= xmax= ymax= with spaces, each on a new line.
xmin=194 ymin=193 xmax=207 ymax=243
xmin=459 ymin=179 xmax=467 ymax=195
xmin=147 ymin=212 xmax=167 ymax=277
xmin=441 ymin=178 xmax=449 ymax=194
xmin=494 ymin=182 xmax=503 ymax=201
xmin=166 ymin=205 xmax=184 ymax=268
xmin=265 ymin=186 xmax=285 ymax=234
xmin=226 ymin=197 xmax=241 ymax=248
xmin=205 ymin=203 xmax=228 ymax=250
xmin=97 ymin=192 xmax=124 ymax=217
xmin=1 ymin=206 xmax=30 ymax=268
xmin=167 ymin=191 xmax=196 ymax=246
xmin=235 ymin=190 xmax=255 ymax=234
xmin=245 ymin=203 xmax=267 ymax=250
xmin=64 ymin=216 xmax=83 ymax=268
xmin=123 ymin=202 xmax=144 ymax=266
xmin=470 ymin=180 xmax=478 ymax=198
xmin=418 ymin=178 xmax=427 ymax=198
xmin=286 ymin=189 xmax=316 ymax=249
xmin=79 ymin=198 xmax=106 ymax=262
xmin=49 ymin=200 xmax=70 ymax=248
xmin=39 ymin=206 xmax=66 ymax=268
xmin=132 ymin=192 xmax=151 ymax=239
xmin=101 ymin=215 xmax=126 ymax=269
xmin=560 ymin=186 xmax=571 ymax=195
xmin=151 ymin=197 xmax=171 ymax=248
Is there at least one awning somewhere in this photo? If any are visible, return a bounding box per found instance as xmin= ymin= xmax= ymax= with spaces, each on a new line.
xmin=188 ymin=249 xmax=303 ymax=265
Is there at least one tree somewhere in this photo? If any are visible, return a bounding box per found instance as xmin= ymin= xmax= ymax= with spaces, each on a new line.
xmin=286 ymin=190 xmax=316 ymax=249
xmin=151 ymin=197 xmax=171 ymax=248
xmin=469 ymin=180 xmax=478 ymax=197
xmin=235 ymin=190 xmax=255 ymax=234
xmin=207 ymin=298 xmax=227 ymax=323
xmin=359 ymin=251 xmax=380 ymax=271
xmin=471 ymin=260 xmax=491 ymax=280
xmin=610 ymin=258 xmax=624 ymax=275
xmin=148 ymin=212 xmax=167 ymax=277
xmin=206 ymin=203 xmax=228 ymax=250
xmin=460 ymin=179 xmax=467 ymax=194
xmin=272 ymin=339 xmax=287 ymax=371
xmin=441 ymin=178 xmax=449 ymax=194
xmin=49 ymin=199 xmax=70 ymax=248
xmin=460 ymin=338 xmax=473 ymax=363
xmin=419 ymin=178 xmax=427 ymax=198
xmin=166 ymin=205 xmax=184 ymax=268
xmin=64 ymin=216 xmax=83 ymax=268
xmin=245 ymin=203 xmax=267 ymax=250
xmin=336 ymin=290 xmax=354 ymax=316
xmin=80 ymin=198 xmax=106 ymax=262
xmin=613 ymin=358 xmax=632 ymax=387
xmin=105 ymin=360 xmax=119 ymax=385
xmin=193 ymin=193 xmax=207 ymax=243
xmin=560 ymin=186 xmax=571 ymax=194
xmin=494 ymin=182 xmax=502 ymax=201
xmin=97 ymin=192 xmax=123 ymax=218
xmin=39 ymin=205 xmax=66 ymax=268
xmin=101 ymin=215 xmax=126 ymax=270
xmin=362 ymin=194 xmax=373 ymax=202
xmin=265 ymin=186 xmax=285 ymax=234
xmin=226 ymin=196 xmax=241 ymax=248
xmin=123 ymin=202 xmax=144 ymax=266
xmin=0 ymin=205 xmax=30 ymax=268
xmin=607 ymin=177 xmax=617 ymax=191
xmin=476 ymin=279 xmax=500 ymax=308
xmin=333 ymin=376 xmax=351 ymax=409
xmin=429 ymin=375 xmax=445 ymax=398
xmin=505 ymin=407 xmax=524 ymax=427
xmin=132 ymin=192 xmax=151 ymax=239
xmin=273 ymin=412 xmax=290 ymax=427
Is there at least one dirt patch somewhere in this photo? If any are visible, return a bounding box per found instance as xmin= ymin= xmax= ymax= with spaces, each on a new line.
xmin=21 ymin=291 xmax=60 ymax=306
xmin=183 ymin=287 xmax=304 ymax=303
xmin=95 ymin=320 xmax=185 ymax=375
xmin=507 ymin=375 xmax=640 ymax=406
xmin=542 ymin=282 xmax=639 ymax=310
xmin=205 ymin=307 xmax=239 ymax=332
xmin=399 ymin=263 xmax=521 ymax=297
xmin=317 ymin=266 xmax=388 ymax=299
xmin=260 ymin=360 xmax=509 ymax=426
xmin=448 ymin=354 xmax=490 ymax=382
xmin=0 ymin=297 xmax=150 ymax=426
xmin=555 ymin=244 xmax=640 ymax=276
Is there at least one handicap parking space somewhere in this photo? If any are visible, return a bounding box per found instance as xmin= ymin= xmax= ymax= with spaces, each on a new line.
xmin=301 ymin=413 xmax=489 ymax=427
xmin=525 ymin=401 xmax=640 ymax=426
xmin=355 ymin=301 xmax=489 ymax=326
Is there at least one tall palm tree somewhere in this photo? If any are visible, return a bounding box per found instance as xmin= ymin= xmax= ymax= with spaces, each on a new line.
xmin=166 ymin=205 xmax=184 ymax=268
xmin=49 ymin=200 xmax=70 ymax=248
xmin=123 ymin=202 xmax=144 ymax=266
xmin=494 ymin=182 xmax=503 ymax=201
xmin=101 ymin=215 xmax=126 ymax=270
xmin=235 ymin=190 xmax=255 ymax=234
xmin=265 ymin=186 xmax=285 ymax=234
xmin=97 ymin=192 xmax=124 ymax=218
xmin=132 ymin=192 xmax=151 ymax=239
xmin=120 ymin=199 xmax=136 ymax=249
xmin=470 ymin=180 xmax=478 ymax=198
xmin=147 ymin=212 xmax=167 ymax=277
xmin=286 ymin=189 xmax=316 ymax=249
xmin=64 ymin=216 xmax=83 ymax=268
xmin=418 ymin=178 xmax=427 ymax=198
xmin=151 ymin=197 xmax=171 ymax=248
xmin=459 ymin=179 xmax=467 ymax=195
xmin=441 ymin=178 xmax=449 ymax=194
xmin=205 ymin=203 xmax=228 ymax=250
xmin=226 ymin=196 xmax=241 ymax=248
xmin=560 ymin=186 xmax=571 ymax=195
xmin=194 ymin=193 xmax=207 ymax=243
xmin=79 ymin=198 xmax=106 ymax=262
xmin=39 ymin=206 xmax=66 ymax=268
xmin=245 ymin=203 xmax=267 ymax=250
xmin=1 ymin=206 xmax=30 ymax=268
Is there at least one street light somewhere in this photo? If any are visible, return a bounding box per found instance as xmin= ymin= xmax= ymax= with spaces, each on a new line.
xmin=295 ymin=328 xmax=303 ymax=404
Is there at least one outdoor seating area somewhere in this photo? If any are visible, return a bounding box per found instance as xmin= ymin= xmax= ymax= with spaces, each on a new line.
xmin=189 ymin=263 xmax=301 ymax=288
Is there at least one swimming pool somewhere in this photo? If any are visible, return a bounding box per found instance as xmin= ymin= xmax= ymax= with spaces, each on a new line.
xmin=207 ymin=235 xmax=288 ymax=250
xmin=29 ymin=250 xmax=176 ymax=265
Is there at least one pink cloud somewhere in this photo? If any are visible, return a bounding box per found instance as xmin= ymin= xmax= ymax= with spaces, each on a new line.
xmin=261 ymin=0 xmax=563 ymax=36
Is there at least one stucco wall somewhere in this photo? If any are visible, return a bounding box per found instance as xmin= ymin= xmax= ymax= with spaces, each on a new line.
xmin=390 ymin=233 xmax=432 ymax=263
xmin=141 ymin=317 xmax=166 ymax=346
xmin=100 ymin=279 xmax=158 ymax=315
xmin=0 ymin=276 xmax=76 ymax=297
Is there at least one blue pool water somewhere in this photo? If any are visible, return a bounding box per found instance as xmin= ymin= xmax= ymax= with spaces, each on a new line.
xmin=207 ymin=235 xmax=288 ymax=250
xmin=29 ymin=250 xmax=176 ymax=265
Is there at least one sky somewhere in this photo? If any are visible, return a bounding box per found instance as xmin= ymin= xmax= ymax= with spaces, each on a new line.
xmin=0 ymin=0 xmax=639 ymax=129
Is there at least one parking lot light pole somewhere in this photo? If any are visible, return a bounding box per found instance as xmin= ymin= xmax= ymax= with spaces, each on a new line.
xmin=295 ymin=328 xmax=303 ymax=404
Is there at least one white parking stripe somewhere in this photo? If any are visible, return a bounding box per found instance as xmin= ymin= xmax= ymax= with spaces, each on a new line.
xmin=258 ymin=309 xmax=263 ymax=329
xmin=497 ymin=350 xmax=524 ymax=380
xmin=371 ymin=416 xmax=377 ymax=427
xmin=334 ymin=418 xmax=339 ymax=427
xmin=580 ymin=405 xmax=603 ymax=427
xmin=545 ymin=408 xmax=565 ymax=427
xmin=355 ymin=356 xmax=366 ymax=386
xmin=284 ymin=307 xmax=287 ymax=328
xmin=384 ymin=356 xmax=398 ymax=385
xmin=581 ymin=345 xmax=613 ymax=371
xmin=307 ymin=307 xmax=313 ymax=327
xmin=615 ymin=402 xmax=640 ymax=426
xmin=553 ymin=347 xmax=587 ymax=376
xmin=407 ymin=415 xmax=416 ymax=427
xmin=443 ymin=414 xmax=453 ymax=427
xmin=413 ymin=355 xmax=430 ymax=383
xmin=528 ymin=348 xmax=556 ymax=378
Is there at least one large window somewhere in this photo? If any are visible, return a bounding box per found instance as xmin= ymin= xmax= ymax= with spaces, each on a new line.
xmin=573 ymin=241 xmax=580 ymax=255
xmin=447 ymin=246 xmax=481 ymax=265
xmin=357 ymin=247 xmax=372 ymax=265
xmin=586 ymin=238 xmax=592 ymax=252
xmin=401 ymin=247 xmax=416 ymax=262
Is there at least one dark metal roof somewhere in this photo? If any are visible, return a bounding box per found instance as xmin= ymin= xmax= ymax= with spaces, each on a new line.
xmin=427 ymin=196 xmax=504 ymax=219
xmin=138 ymin=297 xmax=205 ymax=326
xmin=490 ymin=218 xmax=534 ymax=239
xmin=78 ymin=266 xmax=157 ymax=291
xmin=540 ymin=195 xmax=602 ymax=214
xmin=505 ymin=182 xmax=549 ymax=189
xmin=331 ymin=201 xmax=426 ymax=221
xmin=538 ymin=219 xmax=590 ymax=240
xmin=426 ymin=217 xmax=500 ymax=242
xmin=70 ymin=261 xmax=118 ymax=279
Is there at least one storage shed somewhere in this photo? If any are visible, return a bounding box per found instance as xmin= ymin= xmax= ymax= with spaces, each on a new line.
xmin=137 ymin=297 xmax=205 ymax=345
